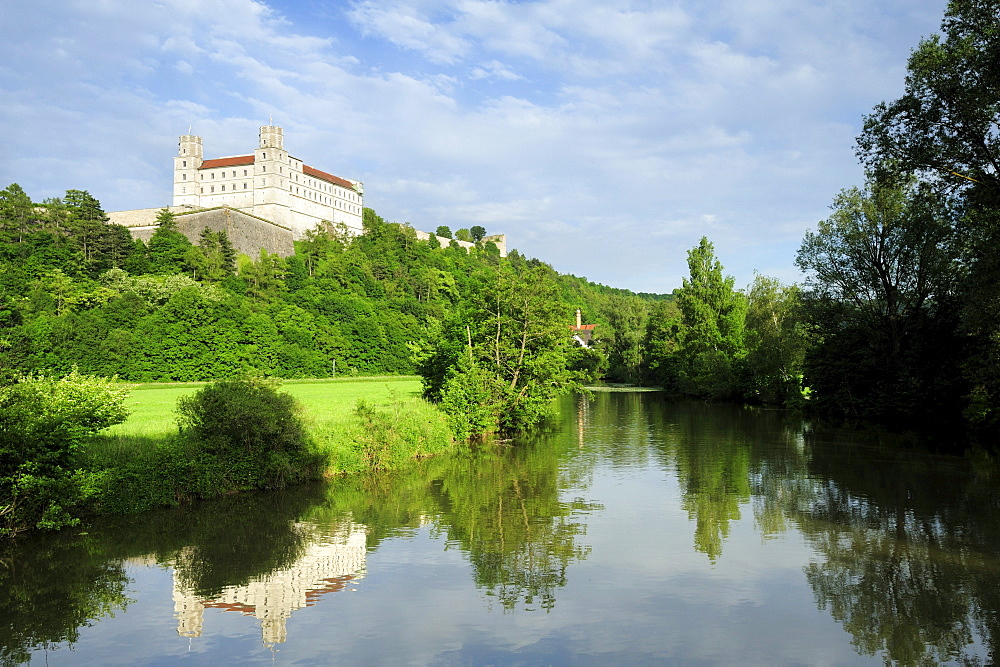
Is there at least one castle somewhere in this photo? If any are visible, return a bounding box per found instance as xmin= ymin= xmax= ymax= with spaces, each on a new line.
xmin=172 ymin=125 xmax=364 ymax=237
xmin=109 ymin=125 xmax=505 ymax=258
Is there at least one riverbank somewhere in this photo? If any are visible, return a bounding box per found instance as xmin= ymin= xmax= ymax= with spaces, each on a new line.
xmin=77 ymin=376 xmax=457 ymax=518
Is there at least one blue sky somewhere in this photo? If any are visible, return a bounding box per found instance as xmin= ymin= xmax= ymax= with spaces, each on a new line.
xmin=0 ymin=0 xmax=948 ymax=293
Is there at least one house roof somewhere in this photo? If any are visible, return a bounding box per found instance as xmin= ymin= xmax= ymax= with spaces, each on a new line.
xmin=199 ymin=155 xmax=255 ymax=169
xmin=197 ymin=155 xmax=359 ymax=192
xmin=304 ymin=165 xmax=357 ymax=191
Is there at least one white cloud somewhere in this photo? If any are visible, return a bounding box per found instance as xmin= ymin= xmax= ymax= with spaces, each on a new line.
xmin=469 ymin=60 xmax=523 ymax=82
xmin=0 ymin=0 xmax=951 ymax=292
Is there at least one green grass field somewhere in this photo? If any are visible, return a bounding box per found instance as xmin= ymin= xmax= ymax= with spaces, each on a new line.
xmin=105 ymin=376 xmax=424 ymax=437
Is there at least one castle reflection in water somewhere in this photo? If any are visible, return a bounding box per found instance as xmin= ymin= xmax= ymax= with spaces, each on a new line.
xmin=170 ymin=522 xmax=368 ymax=646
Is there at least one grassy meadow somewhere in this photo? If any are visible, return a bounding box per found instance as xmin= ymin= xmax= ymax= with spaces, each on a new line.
xmin=105 ymin=376 xmax=424 ymax=438
xmin=85 ymin=375 xmax=453 ymax=487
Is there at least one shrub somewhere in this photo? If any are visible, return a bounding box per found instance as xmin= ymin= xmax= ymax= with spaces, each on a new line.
xmin=0 ymin=371 xmax=129 ymax=537
xmin=175 ymin=377 xmax=318 ymax=489
xmin=320 ymin=397 xmax=455 ymax=474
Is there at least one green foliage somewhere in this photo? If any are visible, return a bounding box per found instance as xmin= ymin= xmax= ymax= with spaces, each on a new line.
xmin=176 ymin=377 xmax=318 ymax=489
xmin=796 ymin=180 xmax=964 ymax=426
xmin=0 ymin=370 xmax=129 ymax=536
xmin=672 ymin=237 xmax=748 ymax=399
xmin=435 ymin=225 xmax=453 ymax=239
xmin=470 ymin=225 xmax=487 ymax=242
xmin=319 ymin=396 xmax=455 ymax=473
xmin=0 ymin=183 xmax=38 ymax=243
xmin=857 ymin=0 xmax=1000 ymax=196
xmin=419 ymin=259 xmax=579 ymax=437
xmin=185 ymin=227 xmax=236 ymax=282
xmin=744 ymin=275 xmax=808 ymax=405
xmin=147 ymin=223 xmax=193 ymax=274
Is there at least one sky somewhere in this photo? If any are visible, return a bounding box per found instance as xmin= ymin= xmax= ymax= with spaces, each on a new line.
xmin=0 ymin=0 xmax=950 ymax=294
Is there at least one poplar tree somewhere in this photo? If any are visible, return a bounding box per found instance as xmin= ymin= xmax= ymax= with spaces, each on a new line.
xmin=674 ymin=237 xmax=747 ymax=399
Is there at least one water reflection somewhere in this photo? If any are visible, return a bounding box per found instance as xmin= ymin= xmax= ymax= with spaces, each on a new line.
xmin=3 ymin=394 xmax=1000 ymax=665
xmin=171 ymin=521 xmax=367 ymax=646
xmin=792 ymin=431 xmax=1000 ymax=664
xmin=0 ymin=530 xmax=130 ymax=666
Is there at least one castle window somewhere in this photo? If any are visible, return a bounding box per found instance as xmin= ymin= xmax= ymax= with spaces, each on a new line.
xmin=200 ymin=174 xmax=204 ymax=180
xmin=244 ymin=183 xmax=248 ymax=189
xmin=244 ymin=169 xmax=248 ymax=176
xmin=221 ymin=185 xmax=225 ymax=191
xmin=211 ymin=173 xmax=215 ymax=179
xmin=262 ymin=166 xmax=266 ymax=172
xmin=279 ymin=166 xmax=283 ymax=173
xmin=182 ymin=174 xmax=186 ymax=180
xmin=182 ymin=160 xmax=187 ymax=167
xmin=210 ymin=186 xmax=215 ymax=192
xmin=263 ymin=152 xmax=267 ymax=159
xmin=232 ymin=171 xmax=236 ymax=177
xmin=200 ymin=188 xmax=203 ymax=193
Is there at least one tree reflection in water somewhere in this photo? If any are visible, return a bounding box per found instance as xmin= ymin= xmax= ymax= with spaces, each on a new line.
xmin=792 ymin=433 xmax=1000 ymax=665
xmin=629 ymin=395 xmax=1000 ymax=664
xmin=3 ymin=395 xmax=1000 ymax=665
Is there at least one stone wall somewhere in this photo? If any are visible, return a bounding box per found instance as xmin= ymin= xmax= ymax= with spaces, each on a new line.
xmin=124 ymin=207 xmax=295 ymax=258
xmin=111 ymin=206 xmax=504 ymax=260
xmin=411 ymin=230 xmax=507 ymax=257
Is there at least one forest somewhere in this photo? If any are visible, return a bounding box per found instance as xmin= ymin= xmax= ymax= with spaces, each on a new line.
xmin=2 ymin=0 xmax=999 ymax=449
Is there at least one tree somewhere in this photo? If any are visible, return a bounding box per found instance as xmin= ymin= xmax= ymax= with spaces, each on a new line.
xmin=674 ymin=237 xmax=747 ymax=399
xmin=795 ymin=179 xmax=962 ymax=425
xmin=147 ymin=221 xmax=193 ymax=275
xmin=470 ymin=225 xmax=487 ymax=243
xmin=63 ymin=190 xmax=108 ymax=264
xmin=239 ymin=249 xmax=287 ymax=302
xmin=0 ymin=183 xmax=37 ymax=243
xmin=642 ymin=299 xmax=685 ymax=389
xmin=155 ymin=208 xmax=177 ymax=229
xmin=601 ymin=294 xmax=647 ymax=383
xmin=176 ymin=377 xmax=317 ymax=489
xmin=455 ymin=228 xmax=472 ymax=242
xmin=421 ymin=260 xmax=579 ymax=438
xmin=186 ymin=228 xmax=235 ymax=282
xmin=857 ymin=0 xmax=1000 ymax=197
xmin=435 ymin=225 xmax=453 ymax=239
xmin=743 ymin=275 xmax=808 ymax=405
xmin=846 ymin=0 xmax=1000 ymax=439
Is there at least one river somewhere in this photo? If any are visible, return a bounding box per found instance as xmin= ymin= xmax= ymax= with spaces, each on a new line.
xmin=3 ymin=391 xmax=998 ymax=665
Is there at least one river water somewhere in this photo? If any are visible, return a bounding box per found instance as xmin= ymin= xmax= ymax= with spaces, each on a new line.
xmin=3 ymin=391 xmax=999 ymax=665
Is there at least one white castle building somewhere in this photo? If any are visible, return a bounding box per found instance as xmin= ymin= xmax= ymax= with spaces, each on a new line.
xmin=173 ymin=125 xmax=363 ymax=238
xmin=109 ymin=125 xmax=506 ymax=257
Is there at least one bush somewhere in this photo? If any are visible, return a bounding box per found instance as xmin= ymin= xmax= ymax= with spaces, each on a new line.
xmin=319 ymin=397 xmax=455 ymax=474
xmin=176 ymin=377 xmax=318 ymax=490
xmin=0 ymin=371 xmax=129 ymax=537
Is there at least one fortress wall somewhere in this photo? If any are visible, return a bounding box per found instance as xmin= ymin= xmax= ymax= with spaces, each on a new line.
xmin=107 ymin=206 xmax=196 ymax=229
xmin=412 ymin=230 xmax=507 ymax=256
xmin=125 ymin=207 xmax=295 ymax=258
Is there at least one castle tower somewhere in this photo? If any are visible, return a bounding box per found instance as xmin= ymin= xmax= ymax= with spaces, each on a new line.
xmin=254 ymin=126 xmax=291 ymax=228
xmin=259 ymin=125 xmax=283 ymax=149
xmin=173 ymin=134 xmax=203 ymax=207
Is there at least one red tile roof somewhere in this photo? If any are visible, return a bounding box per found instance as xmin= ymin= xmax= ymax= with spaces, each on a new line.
xmin=304 ymin=165 xmax=357 ymax=191
xmin=199 ymin=155 xmax=255 ymax=169
xmin=196 ymin=155 xmax=358 ymax=192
